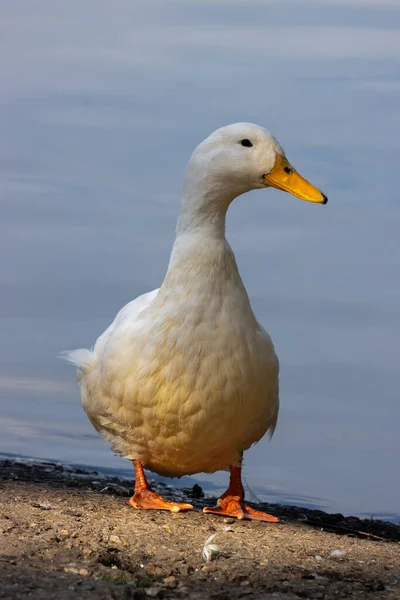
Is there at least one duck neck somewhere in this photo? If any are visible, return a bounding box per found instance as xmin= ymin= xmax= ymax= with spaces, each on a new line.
xmin=175 ymin=177 xmax=237 ymax=240
xmin=161 ymin=183 xmax=239 ymax=287
xmin=158 ymin=182 xmax=251 ymax=310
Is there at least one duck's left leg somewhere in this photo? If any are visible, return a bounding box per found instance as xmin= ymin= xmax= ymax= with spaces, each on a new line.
xmin=203 ymin=464 xmax=279 ymax=523
xmin=129 ymin=460 xmax=193 ymax=513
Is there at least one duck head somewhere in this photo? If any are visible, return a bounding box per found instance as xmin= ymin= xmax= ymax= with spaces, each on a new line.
xmin=183 ymin=122 xmax=327 ymax=206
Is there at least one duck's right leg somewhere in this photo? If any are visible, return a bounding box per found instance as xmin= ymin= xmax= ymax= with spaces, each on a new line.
xmin=129 ymin=460 xmax=193 ymax=513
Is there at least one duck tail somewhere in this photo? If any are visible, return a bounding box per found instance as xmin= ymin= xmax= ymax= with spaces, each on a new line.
xmin=59 ymin=348 xmax=95 ymax=371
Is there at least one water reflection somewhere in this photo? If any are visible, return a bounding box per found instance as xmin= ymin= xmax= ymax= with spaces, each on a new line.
xmin=1 ymin=0 xmax=399 ymax=520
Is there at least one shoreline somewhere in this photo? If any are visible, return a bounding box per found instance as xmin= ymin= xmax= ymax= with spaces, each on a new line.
xmin=1 ymin=458 xmax=399 ymax=599
xmin=1 ymin=457 xmax=399 ymax=541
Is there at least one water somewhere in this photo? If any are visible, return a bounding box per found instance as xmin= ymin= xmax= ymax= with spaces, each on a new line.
xmin=1 ymin=0 xmax=399 ymax=521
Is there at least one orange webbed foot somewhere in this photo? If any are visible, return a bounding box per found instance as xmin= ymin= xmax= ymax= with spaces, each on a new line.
xmin=203 ymin=496 xmax=279 ymax=522
xmin=129 ymin=489 xmax=193 ymax=513
xmin=130 ymin=460 xmax=193 ymax=513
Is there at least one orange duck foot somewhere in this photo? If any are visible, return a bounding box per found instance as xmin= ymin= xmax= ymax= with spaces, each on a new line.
xmin=203 ymin=496 xmax=279 ymax=522
xmin=129 ymin=460 xmax=192 ymax=513
xmin=129 ymin=489 xmax=193 ymax=512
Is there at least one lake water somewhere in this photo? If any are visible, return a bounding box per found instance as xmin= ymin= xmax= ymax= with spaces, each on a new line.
xmin=1 ymin=0 xmax=399 ymax=521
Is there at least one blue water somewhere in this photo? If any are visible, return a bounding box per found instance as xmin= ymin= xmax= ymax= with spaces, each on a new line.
xmin=1 ymin=0 xmax=399 ymax=521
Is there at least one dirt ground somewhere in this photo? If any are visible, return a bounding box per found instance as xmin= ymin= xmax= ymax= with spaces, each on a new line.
xmin=0 ymin=459 xmax=399 ymax=599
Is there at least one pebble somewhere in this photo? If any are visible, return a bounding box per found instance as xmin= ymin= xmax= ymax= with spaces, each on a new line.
xmin=99 ymin=484 xmax=130 ymax=496
xmin=310 ymin=573 xmax=328 ymax=581
xmin=330 ymin=549 xmax=346 ymax=557
xmin=30 ymin=501 xmax=52 ymax=510
xmin=163 ymin=576 xmax=177 ymax=587
xmin=59 ymin=529 xmax=70 ymax=537
xmin=191 ymin=484 xmax=204 ymax=498
xmin=64 ymin=566 xmax=90 ymax=576
xmin=109 ymin=534 xmax=122 ymax=545
xmin=144 ymin=586 xmax=163 ymax=597
xmin=64 ymin=566 xmax=79 ymax=574
xmin=201 ymin=564 xmax=217 ymax=572
xmin=66 ymin=479 xmax=79 ymax=487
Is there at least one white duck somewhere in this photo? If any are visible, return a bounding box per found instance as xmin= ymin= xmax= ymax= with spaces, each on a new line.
xmin=63 ymin=123 xmax=327 ymax=522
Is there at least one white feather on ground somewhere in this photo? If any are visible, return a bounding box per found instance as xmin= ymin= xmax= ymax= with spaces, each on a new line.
xmin=202 ymin=534 xmax=221 ymax=562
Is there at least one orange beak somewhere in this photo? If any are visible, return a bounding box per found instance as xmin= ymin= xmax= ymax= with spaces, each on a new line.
xmin=263 ymin=154 xmax=327 ymax=204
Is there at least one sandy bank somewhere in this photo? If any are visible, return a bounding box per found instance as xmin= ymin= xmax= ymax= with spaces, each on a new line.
xmin=0 ymin=458 xmax=399 ymax=599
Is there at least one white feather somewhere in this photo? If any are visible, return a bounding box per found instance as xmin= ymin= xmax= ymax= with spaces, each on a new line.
xmin=59 ymin=348 xmax=94 ymax=370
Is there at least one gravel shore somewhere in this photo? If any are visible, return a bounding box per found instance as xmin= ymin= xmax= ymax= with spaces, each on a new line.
xmin=0 ymin=458 xmax=399 ymax=599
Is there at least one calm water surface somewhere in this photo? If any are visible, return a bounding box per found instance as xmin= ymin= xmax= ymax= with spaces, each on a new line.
xmin=1 ymin=0 xmax=399 ymax=520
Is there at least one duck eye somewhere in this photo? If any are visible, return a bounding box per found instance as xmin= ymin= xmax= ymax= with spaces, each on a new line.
xmin=284 ymin=166 xmax=292 ymax=174
xmin=240 ymin=139 xmax=253 ymax=147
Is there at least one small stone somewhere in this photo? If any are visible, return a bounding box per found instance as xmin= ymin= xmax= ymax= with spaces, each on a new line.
xmin=315 ymin=555 xmax=323 ymax=561
xmin=79 ymin=568 xmax=89 ymax=576
xmin=163 ymin=576 xmax=177 ymax=587
xmin=144 ymin=586 xmax=163 ymax=597
xmin=191 ymin=484 xmax=204 ymax=498
xmin=100 ymin=484 xmax=130 ymax=496
xmin=109 ymin=534 xmax=122 ymax=545
xmin=30 ymin=501 xmax=52 ymax=510
xmin=330 ymin=549 xmax=345 ymax=558
xmin=201 ymin=564 xmax=216 ymax=572
xmin=311 ymin=573 xmax=328 ymax=581
xmin=59 ymin=529 xmax=70 ymax=537
xmin=66 ymin=479 xmax=79 ymax=487
xmin=223 ymin=518 xmax=235 ymax=524
xmin=64 ymin=566 xmax=80 ymax=574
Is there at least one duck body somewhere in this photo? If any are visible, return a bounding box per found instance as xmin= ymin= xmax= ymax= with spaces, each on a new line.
xmin=79 ymin=232 xmax=279 ymax=477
